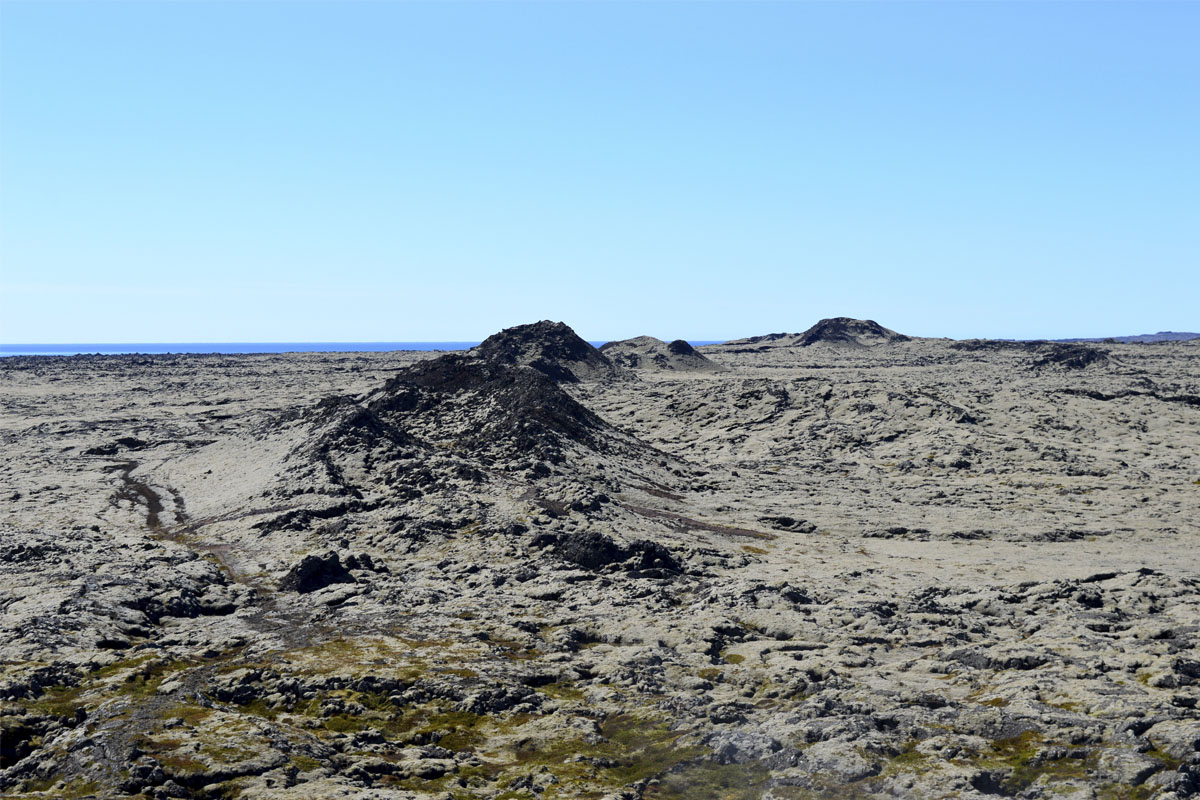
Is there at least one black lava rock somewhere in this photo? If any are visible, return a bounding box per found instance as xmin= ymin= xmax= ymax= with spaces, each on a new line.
xmin=758 ymin=515 xmax=817 ymax=534
xmin=475 ymin=320 xmax=622 ymax=383
xmin=554 ymin=531 xmax=680 ymax=574
xmin=279 ymin=552 xmax=355 ymax=593
xmin=556 ymin=531 xmax=628 ymax=570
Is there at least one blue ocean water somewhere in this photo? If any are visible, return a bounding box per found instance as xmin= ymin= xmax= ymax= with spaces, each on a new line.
xmin=0 ymin=342 xmax=479 ymax=357
xmin=1 ymin=341 xmax=722 ymax=357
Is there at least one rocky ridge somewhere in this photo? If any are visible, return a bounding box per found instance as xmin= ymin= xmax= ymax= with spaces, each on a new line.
xmin=1054 ymin=332 xmax=1200 ymax=344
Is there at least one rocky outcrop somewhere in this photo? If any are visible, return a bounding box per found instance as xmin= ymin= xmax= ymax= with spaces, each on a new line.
xmin=543 ymin=530 xmax=682 ymax=574
xmin=1030 ymin=343 xmax=1110 ymax=370
xmin=373 ymin=353 xmax=611 ymax=461
xmin=949 ymin=340 xmax=1110 ymax=370
xmin=600 ymin=336 xmax=725 ymax=372
xmin=251 ymin=335 xmax=676 ymax=564
xmin=278 ymin=552 xmax=355 ymax=593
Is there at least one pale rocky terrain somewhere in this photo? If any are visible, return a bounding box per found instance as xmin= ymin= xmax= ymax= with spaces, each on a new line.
xmin=1 ymin=319 xmax=1198 ymax=800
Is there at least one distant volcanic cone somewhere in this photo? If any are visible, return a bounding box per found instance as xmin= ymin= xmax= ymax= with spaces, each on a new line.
xmin=600 ymin=336 xmax=725 ymax=372
xmin=795 ymin=318 xmax=911 ymax=347
xmin=725 ymin=317 xmax=912 ymax=348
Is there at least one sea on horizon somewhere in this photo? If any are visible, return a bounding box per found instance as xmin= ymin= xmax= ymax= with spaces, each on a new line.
xmin=0 ymin=342 xmax=480 ymax=357
xmin=0 ymin=341 xmax=722 ymax=357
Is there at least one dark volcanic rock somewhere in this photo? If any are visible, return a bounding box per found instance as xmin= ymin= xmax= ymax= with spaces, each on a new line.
xmin=552 ymin=531 xmax=681 ymax=574
xmin=374 ymin=354 xmax=610 ymax=462
xmin=758 ymin=515 xmax=817 ymax=534
xmin=733 ymin=332 xmax=796 ymax=345
xmin=83 ymin=437 xmax=149 ymax=456
xmin=301 ymin=395 xmax=419 ymax=462
xmin=475 ymin=320 xmax=624 ymax=383
xmin=252 ymin=501 xmax=380 ymax=535
xmin=284 ymin=353 xmax=621 ymax=497
xmin=0 ymin=714 xmax=41 ymax=769
xmin=268 ymin=336 xmax=667 ymax=529
xmin=279 ymin=552 xmax=355 ymax=593
xmin=625 ymin=539 xmax=682 ymax=573
xmin=555 ymin=531 xmax=628 ymax=570
xmin=950 ymin=339 xmax=1042 ymax=353
xmin=795 ymin=317 xmax=911 ymax=347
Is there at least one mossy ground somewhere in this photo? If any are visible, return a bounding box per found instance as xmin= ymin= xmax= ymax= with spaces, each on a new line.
xmin=498 ymin=712 xmax=711 ymax=799
xmin=138 ymin=706 xmax=278 ymax=779
xmin=8 ymin=630 xmax=1177 ymax=799
xmin=14 ymin=655 xmax=193 ymax=721
xmin=8 ymin=776 xmax=101 ymax=798
xmin=979 ymin=732 xmax=1087 ymax=793
xmin=644 ymin=761 xmax=773 ymax=800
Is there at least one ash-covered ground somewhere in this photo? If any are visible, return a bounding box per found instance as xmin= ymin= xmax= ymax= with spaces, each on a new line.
xmin=2 ymin=319 xmax=1199 ymax=800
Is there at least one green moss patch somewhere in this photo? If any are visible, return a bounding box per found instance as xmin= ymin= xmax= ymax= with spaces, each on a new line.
xmin=975 ymin=732 xmax=1087 ymax=794
xmin=19 ymin=685 xmax=85 ymax=718
xmin=14 ymin=656 xmax=189 ymax=720
xmin=289 ymin=754 xmax=324 ymax=772
xmin=312 ymin=694 xmax=489 ymax=750
xmin=503 ymin=713 xmax=708 ymax=796
xmin=880 ymin=741 xmax=932 ymax=776
xmin=537 ymin=680 xmax=586 ymax=703
xmin=721 ymin=650 xmax=746 ymax=665
xmin=16 ymin=776 xmax=102 ymax=798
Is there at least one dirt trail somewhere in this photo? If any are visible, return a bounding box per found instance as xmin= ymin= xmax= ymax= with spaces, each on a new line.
xmin=106 ymin=458 xmax=258 ymax=586
xmin=104 ymin=460 xmax=165 ymax=530
xmin=105 ymin=458 xmax=329 ymax=649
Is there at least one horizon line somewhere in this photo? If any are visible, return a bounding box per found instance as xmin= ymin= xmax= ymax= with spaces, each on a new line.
xmin=3 ymin=330 xmax=1199 ymax=350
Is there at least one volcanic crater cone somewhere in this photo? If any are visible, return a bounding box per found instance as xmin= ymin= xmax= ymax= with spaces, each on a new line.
xmin=253 ymin=322 xmax=682 ymax=534
xmin=235 ymin=324 xmax=694 ymax=597
xmin=288 ymin=350 xmax=650 ymax=503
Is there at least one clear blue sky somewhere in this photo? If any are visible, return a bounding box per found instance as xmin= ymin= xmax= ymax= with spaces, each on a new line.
xmin=1 ymin=1 xmax=1196 ymax=343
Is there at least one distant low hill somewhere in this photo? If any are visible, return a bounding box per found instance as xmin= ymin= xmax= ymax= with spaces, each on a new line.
xmin=724 ymin=317 xmax=911 ymax=348
xmin=599 ymin=336 xmax=725 ymax=372
xmin=1050 ymin=332 xmax=1200 ymax=344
